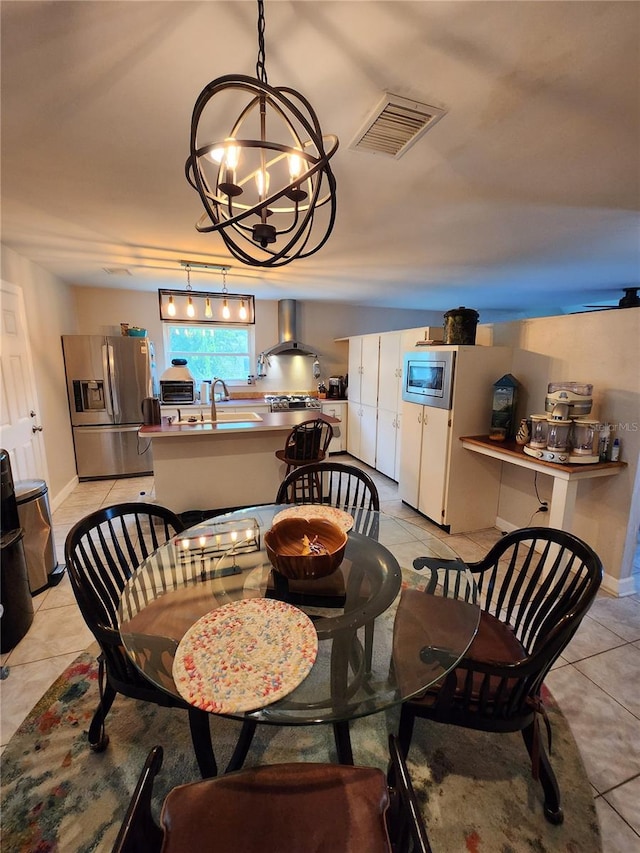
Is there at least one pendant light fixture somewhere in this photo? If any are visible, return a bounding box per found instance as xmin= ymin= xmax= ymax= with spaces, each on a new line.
xmin=185 ymin=0 xmax=338 ymax=268
xmin=158 ymin=262 xmax=255 ymax=324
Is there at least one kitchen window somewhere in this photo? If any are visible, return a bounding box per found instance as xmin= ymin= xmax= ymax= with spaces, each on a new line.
xmin=164 ymin=324 xmax=253 ymax=382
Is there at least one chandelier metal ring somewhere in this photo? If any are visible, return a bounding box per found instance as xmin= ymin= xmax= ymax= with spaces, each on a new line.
xmin=185 ymin=2 xmax=338 ymax=268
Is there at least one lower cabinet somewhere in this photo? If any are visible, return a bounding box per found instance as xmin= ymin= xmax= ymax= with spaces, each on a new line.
xmin=321 ymin=402 xmax=347 ymax=453
xmin=376 ymin=407 xmax=402 ymax=481
xmin=347 ymin=402 xmax=377 ymax=467
xmin=398 ymin=403 xmax=451 ymax=526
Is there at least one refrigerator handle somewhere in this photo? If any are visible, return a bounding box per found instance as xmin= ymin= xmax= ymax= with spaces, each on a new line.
xmin=102 ymin=343 xmax=118 ymax=418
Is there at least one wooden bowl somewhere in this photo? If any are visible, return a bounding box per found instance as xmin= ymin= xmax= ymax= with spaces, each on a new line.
xmin=264 ymin=516 xmax=347 ymax=580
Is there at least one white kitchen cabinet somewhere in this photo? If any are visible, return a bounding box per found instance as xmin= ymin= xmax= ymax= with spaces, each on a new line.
xmin=321 ymin=401 xmax=347 ymax=453
xmin=398 ymin=345 xmax=512 ymax=533
xmin=377 ymin=332 xmax=403 ymax=412
xmin=347 ymin=335 xmax=379 ymax=407
xmin=347 ymin=402 xmax=377 ymax=467
xmin=376 ymin=407 xmax=402 ymax=480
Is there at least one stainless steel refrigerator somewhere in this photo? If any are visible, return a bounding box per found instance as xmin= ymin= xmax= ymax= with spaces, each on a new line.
xmin=62 ymin=335 xmax=157 ymax=479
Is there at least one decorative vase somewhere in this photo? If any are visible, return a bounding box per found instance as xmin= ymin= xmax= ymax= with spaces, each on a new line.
xmin=516 ymin=419 xmax=530 ymax=445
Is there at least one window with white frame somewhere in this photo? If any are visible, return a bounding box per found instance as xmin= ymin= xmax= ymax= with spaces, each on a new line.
xmin=163 ymin=324 xmax=253 ymax=383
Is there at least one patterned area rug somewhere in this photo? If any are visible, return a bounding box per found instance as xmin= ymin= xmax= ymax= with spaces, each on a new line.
xmin=1 ymin=652 xmax=600 ymax=852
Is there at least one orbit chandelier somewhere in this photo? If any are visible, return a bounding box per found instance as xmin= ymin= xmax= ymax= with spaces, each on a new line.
xmin=185 ymin=0 xmax=338 ymax=268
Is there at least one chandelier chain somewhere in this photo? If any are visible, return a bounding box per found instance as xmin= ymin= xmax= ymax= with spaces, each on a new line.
xmin=185 ymin=263 xmax=192 ymax=292
xmin=255 ymin=0 xmax=267 ymax=84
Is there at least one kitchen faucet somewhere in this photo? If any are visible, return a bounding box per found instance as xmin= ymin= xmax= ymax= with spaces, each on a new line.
xmin=210 ymin=377 xmax=230 ymax=421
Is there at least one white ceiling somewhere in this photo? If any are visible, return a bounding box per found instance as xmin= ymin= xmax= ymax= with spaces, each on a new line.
xmin=1 ymin=1 xmax=639 ymax=320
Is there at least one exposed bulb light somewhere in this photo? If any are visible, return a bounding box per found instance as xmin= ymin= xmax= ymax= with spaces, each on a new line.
xmin=256 ymin=168 xmax=270 ymax=200
xmin=205 ymin=297 xmax=213 ymax=319
xmin=239 ymin=299 xmax=247 ymax=321
xmin=222 ymin=299 xmax=231 ymax=320
xmin=167 ymin=295 xmax=176 ymax=317
xmin=187 ymin=295 xmax=195 ymax=318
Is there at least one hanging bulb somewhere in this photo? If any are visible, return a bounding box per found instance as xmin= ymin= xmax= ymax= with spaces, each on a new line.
xmin=187 ymin=295 xmax=195 ymax=318
xmin=167 ymin=295 xmax=176 ymax=317
xmin=239 ymin=299 xmax=247 ymax=321
xmin=288 ymin=151 xmax=302 ymax=181
xmin=224 ymin=138 xmax=240 ymax=169
xmin=219 ymin=138 xmax=242 ymax=197
xmin=255 ymin=168 xmax=270 ymax=200
xmin=205 ymin=297 xmax=213 ymax=319
xmin=222 ymin=298 xmax=231 ymax=320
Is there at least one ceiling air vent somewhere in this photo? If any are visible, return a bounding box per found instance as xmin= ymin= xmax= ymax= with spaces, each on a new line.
xmin=349 ymin=92 xmax=446 ymax=159
xmin=103 ymin=267 xmax=132 ymax=276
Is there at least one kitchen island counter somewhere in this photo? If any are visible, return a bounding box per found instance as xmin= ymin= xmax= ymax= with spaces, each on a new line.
xmin=142 ymin=412 xmax=339 ymax=514
xmin=141 ymin=410 xmax=337 ymax=438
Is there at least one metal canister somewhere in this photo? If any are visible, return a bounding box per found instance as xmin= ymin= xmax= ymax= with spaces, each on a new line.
xmin=443 ymin=307 xmax=479 ymax=345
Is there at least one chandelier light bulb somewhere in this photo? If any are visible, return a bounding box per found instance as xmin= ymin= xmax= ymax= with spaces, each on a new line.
xmin=187 ymin=295 xmax=195 ymax=318
xmin=288 ymin=151 xmax=302 ymax=181
xmin=222 ymin=298 xmax=231 ymax=320
xmin=209 ymin=147 xmax=224 ymax=163
xmin=167 ymin=295 xmax=176 ymax=317
xmin=205 ymin=297 xmax=213 ymax=319
xmin=239 ymin=299 xmax=247 ymax=320
xmin=256 ymin=168 xmax=270 ymax=200
xmin=224 ymin=138 xmax=240 ymax=170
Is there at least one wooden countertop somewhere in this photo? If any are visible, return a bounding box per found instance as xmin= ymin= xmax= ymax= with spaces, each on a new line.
xmin=460 ymin=435 xmax=625 ymax=474
xmin=141 ymin=410 xmax=340 ymax=438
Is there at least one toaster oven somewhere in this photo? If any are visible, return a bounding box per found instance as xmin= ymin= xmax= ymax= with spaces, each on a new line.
xmin=159 ymin=380 xmax=196 ymax=404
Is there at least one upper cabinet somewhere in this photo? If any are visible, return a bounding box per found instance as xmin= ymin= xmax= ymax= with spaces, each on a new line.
xmin=347 ymin=334 xmax=380 ymax=407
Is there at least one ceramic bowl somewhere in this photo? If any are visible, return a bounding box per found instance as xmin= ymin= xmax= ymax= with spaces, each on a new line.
xmin=264 ymin=516 xmax=347 ymax=580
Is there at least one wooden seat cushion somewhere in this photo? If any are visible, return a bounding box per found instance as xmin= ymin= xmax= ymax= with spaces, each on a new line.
xmin=393 ymin=588 xmax=526 ymax=707
xmin=160 ymin=762 xmax=391 ymax=853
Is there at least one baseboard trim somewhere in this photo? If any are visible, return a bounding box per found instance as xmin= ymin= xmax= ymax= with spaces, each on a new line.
xmin=602 ymin=572 xmax=637 ymax=598
xmin=50 ymin=476 xmax=79 ymax=512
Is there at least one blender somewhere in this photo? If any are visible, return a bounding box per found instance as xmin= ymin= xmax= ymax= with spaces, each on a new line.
xmin=524 ymin=382 xmax=599 ymax=464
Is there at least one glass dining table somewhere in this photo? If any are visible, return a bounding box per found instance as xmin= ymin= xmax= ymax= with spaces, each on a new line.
xmin=117 ymin=504 xmax=480 ymax=775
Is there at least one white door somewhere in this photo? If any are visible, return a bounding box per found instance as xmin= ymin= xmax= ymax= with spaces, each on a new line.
xmin=359 ymin=403 xmax=378 ymax=467
xmin=418 ymin=406 xmax=451 ymax=525
xmin=378 ymin=332 xmax=402 ymax=411
xmin=0 ymin=282 xmax=48 ymax=482
xmin=347 ymin=338 xmax=362 ymax=404
xmin=398 ymin=401 xmax=422 ymax=506
xmin=360 ymin=335 xmax=380 ymax=408
xmin=376 ymin=408 xmax=397 ymax=479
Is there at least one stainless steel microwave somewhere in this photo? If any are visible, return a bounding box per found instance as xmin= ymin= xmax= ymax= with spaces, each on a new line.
xmin=402 ymin=350 xmax=455 ymax=409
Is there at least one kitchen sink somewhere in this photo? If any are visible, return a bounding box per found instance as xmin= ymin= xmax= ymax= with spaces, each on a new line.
xmin=176 ymin=412 xmax=263 ymax=425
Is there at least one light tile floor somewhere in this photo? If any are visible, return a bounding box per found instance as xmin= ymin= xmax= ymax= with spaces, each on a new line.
xmin=1 ymin=462 xmax=638 ymax=851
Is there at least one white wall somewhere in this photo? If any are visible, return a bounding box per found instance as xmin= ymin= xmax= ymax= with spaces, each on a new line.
xmin=491 ymin=308 xmax=640 ymax=593
xmin=1 ymin=246 xmax=78 ymax=504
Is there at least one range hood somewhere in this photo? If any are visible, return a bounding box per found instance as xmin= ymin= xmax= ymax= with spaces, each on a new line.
xmin=261 ymin=299 xmax=317 ymax=357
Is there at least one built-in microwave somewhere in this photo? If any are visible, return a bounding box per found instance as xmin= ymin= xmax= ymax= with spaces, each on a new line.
xmin=402 ymin=350 xmax=455 ymax=410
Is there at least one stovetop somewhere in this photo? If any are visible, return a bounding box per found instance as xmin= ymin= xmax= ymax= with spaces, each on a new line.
xmin=265 ymin=395 xmax=322 ymax=411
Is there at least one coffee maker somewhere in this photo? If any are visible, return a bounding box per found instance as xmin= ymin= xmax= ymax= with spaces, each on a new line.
xmin=524 ymin=382 xmax=599 ymax=464
xmin=328 ymin=376 xmax=346 ymax=399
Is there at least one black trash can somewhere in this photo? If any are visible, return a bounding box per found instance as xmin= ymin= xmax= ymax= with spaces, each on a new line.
xmin=0 ymin=528 xmax=34 ymax=653
xmin=15 ymin=479 xmax=63 ymax=594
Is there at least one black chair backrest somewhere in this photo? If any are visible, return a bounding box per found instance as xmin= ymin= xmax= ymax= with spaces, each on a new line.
xmin=64 ymin=502 xmax=184 ymax=636
xmin=283 ymin=419 xmax=333 ymax=462
xmin=471 ymin=527 xmax=603 ymax=663
xmin=276 ymin=461 xmax=380 ymax=511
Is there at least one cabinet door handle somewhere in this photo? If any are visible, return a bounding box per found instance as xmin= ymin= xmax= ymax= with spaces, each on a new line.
xmin=32 ymin=425 xmax=43 ymax=433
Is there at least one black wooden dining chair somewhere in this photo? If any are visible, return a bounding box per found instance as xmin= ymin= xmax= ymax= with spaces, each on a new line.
xmin=274 ymin=418 xmax=334 ymax=476
xmin=65 ymin=502 xmax=224 ymax=777
xmin=276 ymin=460 xmax=380 ymax=536
xmin=112 ymin=735 xmax=432 ymax=853
xmin=396 ymin=526 xmax=603 ymax=825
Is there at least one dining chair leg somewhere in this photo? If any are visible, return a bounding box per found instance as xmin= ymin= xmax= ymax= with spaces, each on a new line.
xmin=398 ymin=704 xmax=416 ymax=758
xmin=333 ymin=721 xmax=354 ymax=764
xmin=88 ymin=672 xmax=116 ymax=752
xmin=521 ymin=719 xmax=564 ymax=824
xmin=188 ymin=708 xmax=218 ymax=778
xmin=224 ymin=720 xmax=259 ymax=773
